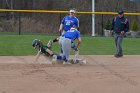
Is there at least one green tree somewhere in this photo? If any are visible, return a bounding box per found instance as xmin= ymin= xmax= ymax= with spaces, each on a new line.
xmin=131 ymin=20 xmax=139 ymax=32
xmin=104 ymin=20 xmax=111 ymax=30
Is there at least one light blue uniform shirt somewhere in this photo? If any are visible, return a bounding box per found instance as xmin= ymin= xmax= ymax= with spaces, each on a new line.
xmin=61 ymin=15 xmax=79 ymax=31
xmin=62 ymin=29 xmax=81 ymax=41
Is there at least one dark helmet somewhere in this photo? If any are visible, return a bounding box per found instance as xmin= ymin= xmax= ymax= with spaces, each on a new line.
xmin=32 ymin=39 xmax=41 ymax=48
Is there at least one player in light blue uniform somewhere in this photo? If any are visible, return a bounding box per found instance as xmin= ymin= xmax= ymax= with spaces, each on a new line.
xmin=51 ymin=9 xmax=79 ymax=43
xmin=53 ymin=27 xmax=81 ymax=64
xmin=59 ymin=9 xmax=79 ymax=35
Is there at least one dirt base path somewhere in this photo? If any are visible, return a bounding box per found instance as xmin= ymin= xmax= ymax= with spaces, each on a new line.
xmin=0 ymin=55 xmax=140 ymax=93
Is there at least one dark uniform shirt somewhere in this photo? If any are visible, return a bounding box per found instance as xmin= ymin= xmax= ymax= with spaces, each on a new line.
xmin=111 ymin=16 xmax=129 ymax=34
xmin=39 ymin=46 xmax=50 ymax=56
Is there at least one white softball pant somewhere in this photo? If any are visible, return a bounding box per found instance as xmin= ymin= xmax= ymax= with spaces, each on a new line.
xmin=59 ymin=36 xmax=71 ymax=61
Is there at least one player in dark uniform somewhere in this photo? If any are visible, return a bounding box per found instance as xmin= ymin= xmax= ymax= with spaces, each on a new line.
xmin=32 ymin=39 xmax=54 ymax=63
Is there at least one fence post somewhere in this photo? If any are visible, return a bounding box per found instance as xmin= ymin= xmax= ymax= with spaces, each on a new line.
xmin=101 ymin=14 xmax=104 ymax=36
xmin=18 ymin=13 xmax=21 ymax=35
xmin=59 ymin=13 xmax=62 ymax=35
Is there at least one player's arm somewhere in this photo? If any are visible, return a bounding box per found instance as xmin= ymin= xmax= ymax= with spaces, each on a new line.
xmin=76 ymin=31 xmax=81 ymax=49
xmin=76 ymin=37 xmax=81 ymax=49
xmin=33 ymin=51 xmax=41 ymax=63
xmin=59 ymin=24 xmax=64 ymax=32
xmin=124 ymin=19 xmax=129 ymax=33
xmin=75 ymin=18 xmax=79 ymax=30
xmin=59 ymin=17 xmax=65 ymax=32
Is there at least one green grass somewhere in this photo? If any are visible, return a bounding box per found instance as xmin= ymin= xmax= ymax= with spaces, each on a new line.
xmin=0 ymin=35 xmax=140 ymax=56
xmin=0 ymin=32 xmax=60 ymax=36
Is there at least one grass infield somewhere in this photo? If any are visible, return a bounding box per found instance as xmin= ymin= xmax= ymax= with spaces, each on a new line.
xmin=0 ymin=35 xmax=140 ymax=56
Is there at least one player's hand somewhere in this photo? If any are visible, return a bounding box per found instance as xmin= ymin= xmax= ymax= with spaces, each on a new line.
xmin=59 ymin=29 xmax=62 ymax=32
xmin=121 ymin=31 xmax=125 ymax=36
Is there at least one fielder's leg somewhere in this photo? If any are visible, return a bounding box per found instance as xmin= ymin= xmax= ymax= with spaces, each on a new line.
xmin=61 ymin=37 xmax=71 ymax=64
xmin=71 ymin=41 xmax=79 ymax=63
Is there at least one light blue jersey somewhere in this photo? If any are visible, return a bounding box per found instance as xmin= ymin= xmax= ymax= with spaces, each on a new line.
xmin=61 ymin=15 xmax=79 ymax=31
xmin=62 ymin=29 xmax=80 ymax=41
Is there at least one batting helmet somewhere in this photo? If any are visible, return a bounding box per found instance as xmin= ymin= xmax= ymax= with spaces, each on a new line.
xmin=32 ymin=39 xmax=41 ymax=48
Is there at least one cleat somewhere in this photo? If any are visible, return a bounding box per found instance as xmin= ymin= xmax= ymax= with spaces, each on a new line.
xmin=63 ymin=61 xmax=71 ymax=64
xmin=52 ymin=55 xmax=57 ymax=62
xmin=81 ymin=59 xmax=87 ymax=64
xmin=114 ymin=54 xmax=123 ymax=58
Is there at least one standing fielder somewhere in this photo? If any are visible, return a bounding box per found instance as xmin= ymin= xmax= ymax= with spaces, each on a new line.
xmin=59 ymin=8 xmax=79 ymax=35
xmin=50 ymin=8 xmax=79 ymax=43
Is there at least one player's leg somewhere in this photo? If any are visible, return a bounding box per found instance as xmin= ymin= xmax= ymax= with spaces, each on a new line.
xmin=114 ymin=33 xmax=123 ymax=57
xmin=61 ymin=38 xmax=71 ymax=64
xmin=52 ymin=37 xmax=71 ymax=64
xmin=71 ymin=41 xmax=79 ymax=62
xmin=114 ymin=33 xmax=119 ymax=57
xmin=117 ymin=35 xmax=123 ymax=57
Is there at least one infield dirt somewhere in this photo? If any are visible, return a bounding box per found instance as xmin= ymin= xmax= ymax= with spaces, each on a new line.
xmin=0 ymin=55 xmax=139 ymax=93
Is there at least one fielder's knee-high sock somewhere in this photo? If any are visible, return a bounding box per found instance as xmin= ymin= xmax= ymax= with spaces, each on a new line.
xmin=56 ymin=56 xmax=62 ymax=60
xmin=56 ymin=55 xmax=66 ymax=61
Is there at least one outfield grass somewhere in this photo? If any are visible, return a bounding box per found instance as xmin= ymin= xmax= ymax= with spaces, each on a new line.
xmin=0 ymin=35 xmax=140 ymax=56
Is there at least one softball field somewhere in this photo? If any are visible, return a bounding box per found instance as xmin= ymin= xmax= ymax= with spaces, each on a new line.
xmin=0 ymin=55 xmax=140 ymax=93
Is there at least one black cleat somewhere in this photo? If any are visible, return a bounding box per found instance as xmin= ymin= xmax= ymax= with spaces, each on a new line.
xmin=114 ymin=54 xmax=123 ymax=58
